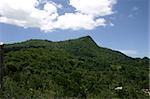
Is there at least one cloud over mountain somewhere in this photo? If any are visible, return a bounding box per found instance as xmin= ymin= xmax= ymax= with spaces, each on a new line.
xmin=0 ymin=0 xmax=117 ymax=32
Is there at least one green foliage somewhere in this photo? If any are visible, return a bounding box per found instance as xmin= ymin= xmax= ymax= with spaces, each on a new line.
xmin=1 ymin=36 xmax=149 ymax=98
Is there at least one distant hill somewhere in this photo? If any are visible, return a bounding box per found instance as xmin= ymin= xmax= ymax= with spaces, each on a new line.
xmin=1 ymin=36 xmax=149 ymax=98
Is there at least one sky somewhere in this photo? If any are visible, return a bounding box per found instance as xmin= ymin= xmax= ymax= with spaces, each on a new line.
xmin=0 ymin=0 xmax=149 ymax=58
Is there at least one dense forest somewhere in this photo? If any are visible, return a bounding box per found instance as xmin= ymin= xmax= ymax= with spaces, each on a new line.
xmin=0 ymin=36 xmax=149 ymax=98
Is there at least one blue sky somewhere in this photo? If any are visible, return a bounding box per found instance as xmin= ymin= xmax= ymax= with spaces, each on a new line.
xmin=0 ymin=0 xmax=149 ymax=58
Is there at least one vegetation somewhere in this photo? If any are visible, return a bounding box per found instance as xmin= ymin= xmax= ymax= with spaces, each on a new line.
xmin=0 ymin=36 xmax=149 ymax=98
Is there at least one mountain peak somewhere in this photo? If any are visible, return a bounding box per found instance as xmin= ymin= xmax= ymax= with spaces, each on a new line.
xmin=78 ymin=35 xmax=93 ymax=40
xmin=77 ymin=35 xmax=98 ymax=47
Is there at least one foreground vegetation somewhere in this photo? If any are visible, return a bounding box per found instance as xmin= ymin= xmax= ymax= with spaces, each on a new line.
xmin=0 ymin=36 xmax=149 ymax=98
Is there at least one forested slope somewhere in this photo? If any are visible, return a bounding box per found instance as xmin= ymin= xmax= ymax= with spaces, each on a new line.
xmin=1 ymin=36 xmax=149 ymax=98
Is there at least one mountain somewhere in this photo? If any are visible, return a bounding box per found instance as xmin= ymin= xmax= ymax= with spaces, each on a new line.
xmin=1 ymin=36 xmax=149 ymax=98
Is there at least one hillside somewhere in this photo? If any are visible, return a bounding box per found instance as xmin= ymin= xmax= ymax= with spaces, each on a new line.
xmin=1 ymin=36 xmax=149 ymax=98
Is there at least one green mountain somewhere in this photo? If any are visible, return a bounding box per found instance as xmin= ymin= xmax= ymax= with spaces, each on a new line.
xmin=1 ymin=36 xmax=149 ymax=98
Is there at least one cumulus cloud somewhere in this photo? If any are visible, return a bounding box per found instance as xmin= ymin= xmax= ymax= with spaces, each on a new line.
xmin=0 ymin=0 xmax=59 ymax=29
xmin=54 ymin=13 xmax=106 ymax=30
xmin=0 ymin=0 xmax=117 ymax=32
xmin=70 ymin=0 xmax=117 ymax=17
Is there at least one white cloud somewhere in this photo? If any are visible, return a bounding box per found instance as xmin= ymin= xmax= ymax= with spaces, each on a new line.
xmin=0 ymin=0 xmax=59 ymax=29
xmin=110 ymin=22 xmax=114 ymax=27
xmin=128 ymin=14 xmax=134 ymax=18
xmin=0 ymin=0 xmax=117 ymax=32
xmin=132 ymin=6 xmax=139 ymax=11
xmin=54 ymin=13 xmax=106 ymax=30
xmin=117 ymin=49 xmax=137 ymax=55
xmin=70 ymin=0 xmax=117 ymax=17
xmin=127 ymin=6 xmax=139 ymax=19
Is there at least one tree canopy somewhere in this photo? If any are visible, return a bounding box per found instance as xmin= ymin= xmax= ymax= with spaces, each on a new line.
xmin=1 ymin=36 xmax=149 ymax=98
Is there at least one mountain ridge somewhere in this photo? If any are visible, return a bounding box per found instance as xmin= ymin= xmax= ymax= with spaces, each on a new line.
xmin=4 ymin=36 xmax=137 ymax=59
xmin=1 ymin=35 xmax=149 ymax=98
xmin=5 ymin=35 xmax=148 ymax=59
